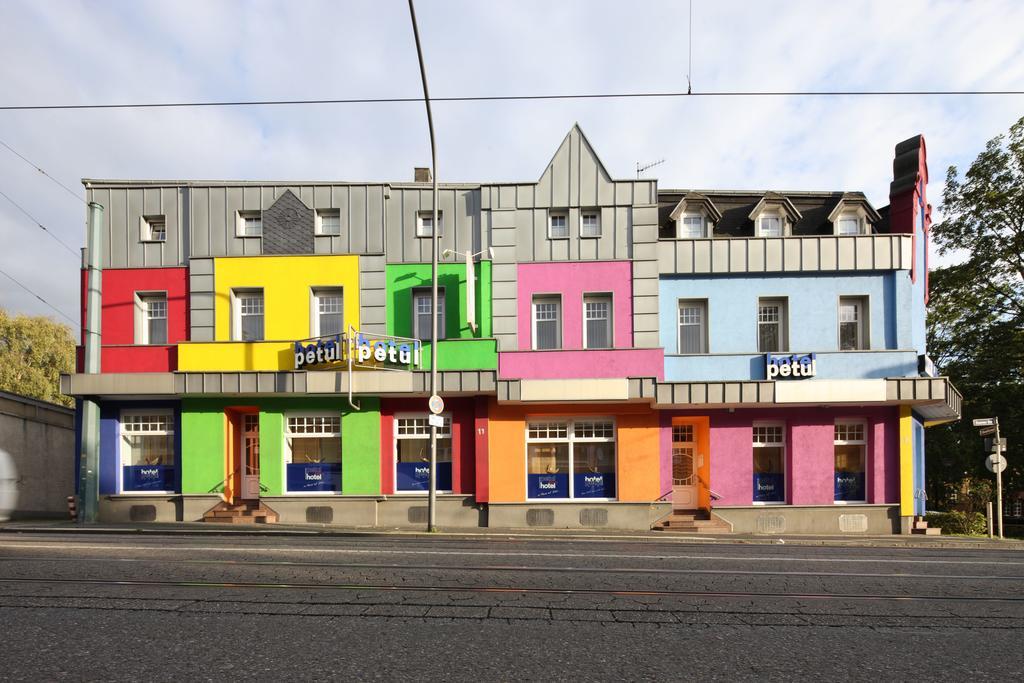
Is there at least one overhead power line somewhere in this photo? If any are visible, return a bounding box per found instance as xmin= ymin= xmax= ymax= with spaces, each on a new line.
xmin=0 ymin=138 xmax=85 ymax=205
xmin=0 ymin=89 xmax=1023 ymax=112
xmin=0 ymin=265 xmax=79 ymax=327
xmin=0 ymin=188 xmax=81 ymax=258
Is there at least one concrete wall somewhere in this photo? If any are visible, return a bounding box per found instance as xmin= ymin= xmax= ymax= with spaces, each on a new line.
xmin=712 ymin=504 xmax=899 ymax=534
xmin=0 ymin=392 xmax=75 ymax=519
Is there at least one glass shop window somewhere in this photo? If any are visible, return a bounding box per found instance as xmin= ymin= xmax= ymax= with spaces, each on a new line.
xmin=120 ymin=411 xmax=176 ymax=493
xmin=285 ymin=415 xmax=342 ymax=493
xmin=834 ymin=421 xmax=867 ymax=502
xmin=526 ymin=419 xmax=616 ymax=499
xmin=752 ymin=423 xmax=785 ymax=503
xmin=395 ymin=415 xmax=453 ymax=492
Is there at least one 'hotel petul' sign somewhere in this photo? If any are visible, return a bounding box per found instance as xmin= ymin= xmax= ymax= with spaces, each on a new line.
xmin=766 ymin=353 xmax=817 ymax=380
xmin=294 ymin=332 xmax=422 ymax=371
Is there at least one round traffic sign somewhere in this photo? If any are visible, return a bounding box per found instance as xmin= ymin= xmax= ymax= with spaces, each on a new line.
xmin=428 ymin=394 xmax=444 ymax=415
xmin=985 ymin=454 xmax=1007 ymax=474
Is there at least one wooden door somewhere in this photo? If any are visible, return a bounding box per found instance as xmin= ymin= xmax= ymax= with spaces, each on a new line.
xmin=240 ymin=414 xmax=260 ymax=500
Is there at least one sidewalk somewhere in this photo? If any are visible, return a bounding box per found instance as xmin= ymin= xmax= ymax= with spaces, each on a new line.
xmin=2 ymin=519 xmax=1022 ymax=550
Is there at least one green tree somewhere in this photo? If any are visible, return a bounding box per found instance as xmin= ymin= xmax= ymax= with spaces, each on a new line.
xmin=927 ymin=114 xmax=1024 ymax=505
xmin=0 ymin=307 xmax=76 ymax=407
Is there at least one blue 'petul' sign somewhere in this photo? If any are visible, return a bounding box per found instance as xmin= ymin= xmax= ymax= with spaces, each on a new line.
xmin=123 ymin=465 xmax=175 ymax=492
xmin=286 ymin=463 xmax=341 ymax=493
xmin=753 ymin=473 xmax=785 ymax=502
xmin=396 ymin=462 xmax=452 ymax=491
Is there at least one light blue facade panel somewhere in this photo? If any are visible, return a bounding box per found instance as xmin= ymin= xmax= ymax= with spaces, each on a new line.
xmin=659 ymin=272 xmax=907 ymax=354
xmin=911 ymin=197 xmax=928 ymax=355
xmin=665 ymin=350 xmax=918 ymax=382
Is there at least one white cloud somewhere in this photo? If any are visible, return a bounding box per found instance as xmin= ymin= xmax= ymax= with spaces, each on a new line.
xmin=1 ymin=0 xmax=1022 ymax=324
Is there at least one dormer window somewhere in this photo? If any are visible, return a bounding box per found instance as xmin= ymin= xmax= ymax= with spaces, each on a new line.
xmin=836 ymin=215 xmax=862 ymax=235
xmin=758 ymin=215 xmax=783 ymax=237
xmin=548 ymin=210 xmax=569 ymax=239
xmin=678 ymin=214 xmax=706 ymax=239
xmin=828 ymin=194 xmax=880 ymax=236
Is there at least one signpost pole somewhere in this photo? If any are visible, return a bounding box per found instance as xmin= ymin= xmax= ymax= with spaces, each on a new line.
xmin=408 ymin=0 xmax=439 ymax=532
xmin=995 ymin=422 xmax=1004 ymax=540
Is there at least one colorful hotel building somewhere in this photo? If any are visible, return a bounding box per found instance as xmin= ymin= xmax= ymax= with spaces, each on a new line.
xmin=63 ymin=126 xmax=961 ymax=534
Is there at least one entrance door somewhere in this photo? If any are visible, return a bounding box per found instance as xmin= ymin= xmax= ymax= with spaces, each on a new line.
xmin=240 ymin=414 xmax=260 ymax=500
xmin=672 ymin=424 xmax=697 ymax=508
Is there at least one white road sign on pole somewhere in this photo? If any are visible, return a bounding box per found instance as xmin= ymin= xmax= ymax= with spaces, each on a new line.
xmin=985 ymin=454 xmax=1007 ymax=474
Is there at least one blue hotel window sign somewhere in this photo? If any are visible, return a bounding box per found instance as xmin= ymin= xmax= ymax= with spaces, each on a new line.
xmin=120 ymin=412 xmax=176 ymax=492
xmin=286 ymin=415 xmax=342 ymax=493
xmin=752 ymin=424 xmax=785 ymax=503
xmin=395 ymin=415 xmax=453 ymax=492
xmin=834 ymin=421 xmax=867 ymax=502
xmin=526 ymin=420 xmax=616 ymax=500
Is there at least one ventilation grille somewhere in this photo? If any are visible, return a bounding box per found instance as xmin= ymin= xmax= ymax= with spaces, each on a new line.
xmin=526 ymin=509 xmax=555 ymax=527
xmin=129 ymin=505 xmax=157 ymax=522
xmin=755 ymin=514 xmax=786 ymax=534
xmin=306 ymin=506 xmax=333 ymax=524
xmin=407 ymin=506 xmax=429 ymax=524
xmin=839 ymin=514 xmax=868 ymax=533
xmin=579 ymin=508 xmax=608 ymax=527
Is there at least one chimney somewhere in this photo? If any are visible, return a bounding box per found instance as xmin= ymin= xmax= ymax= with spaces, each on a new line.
xmin=888 ymin=135 xmax=928 ymax=235
xmin=414 ymin=167 xmax=432 ymax=183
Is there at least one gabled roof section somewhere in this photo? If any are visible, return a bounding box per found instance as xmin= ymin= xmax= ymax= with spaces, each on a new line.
xmin=827 ymin=192 xmax=883 ymax=224
xmin=748 ymin=192 xmax=803 ymax=223
xmin=538 ymin=123 xmax=613 ymax=184
xmin=668 ymin=192 xmax=723 ymax=223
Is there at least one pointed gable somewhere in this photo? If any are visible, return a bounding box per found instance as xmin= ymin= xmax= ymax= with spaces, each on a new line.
xmin=536 ymin=124 xmax=616 ymax=207
xmin=263 ymin=189 xmax=314 ymax=255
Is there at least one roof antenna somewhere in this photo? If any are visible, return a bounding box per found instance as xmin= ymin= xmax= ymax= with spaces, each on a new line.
xmin=636 ymin=159 xmax=665 ymax=179
xmin=687 ymin=0 xmax=693 ymax=95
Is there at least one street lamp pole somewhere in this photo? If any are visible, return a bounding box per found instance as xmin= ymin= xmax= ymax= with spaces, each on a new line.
xmin=408 ymin=0 xmax=440 ymax=532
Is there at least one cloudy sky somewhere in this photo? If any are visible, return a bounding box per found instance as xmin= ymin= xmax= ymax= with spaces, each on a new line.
xmin=1 ymin=0 xmax=1023 ymax=331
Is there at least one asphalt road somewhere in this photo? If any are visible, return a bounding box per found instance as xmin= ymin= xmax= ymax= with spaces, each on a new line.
xmin=0 ymin=532 xmax=1022 ymax=681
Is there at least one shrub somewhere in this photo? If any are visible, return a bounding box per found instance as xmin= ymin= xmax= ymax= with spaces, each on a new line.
xmin=926 ymin=510 xmax=987 ymax=535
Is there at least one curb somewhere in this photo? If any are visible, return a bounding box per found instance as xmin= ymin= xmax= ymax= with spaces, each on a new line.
xmin=2 ymin=522 xmax=1022 ymax=550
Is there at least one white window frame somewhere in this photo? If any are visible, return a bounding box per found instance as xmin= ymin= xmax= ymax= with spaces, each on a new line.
xmin=141 ymin=215 xmax=166 ymax=242
xmin=283 ymin=412 xmax=342 ymax=495
xmin=310 ymin=287 xmax=344 ymax=338
xmin=583 ymin=294 xmax=613 ymax=349
xmin=236 ymin=211 xmax=263 ymax=237
xmin=532 ymin=294 xmax=562 ymax=350
xmin=393 ymin=412 xmax=454 ymax=495
xmin=677 ymin=213 xmax=706 ymax=239
xmin=416 ymin=210 xmax=443 ymax=238
xmin=836 ymin=213 xmax=863 ymax=236
xmin=833 ymin=419 xmax=868 ymax=504
xmin=579 ymin=210 xmax=601 ymax=238
xmin=119 ymin=409 xmax=175 ymax=494
xmin=412 ymin=287 xmax=446 ymax=341
xmin=752 ymin=421 xmax=786 ymax=506
xmin=316 ymin=209 xmax=342 ymax=236
xmin=548 ymin=210 xmax=569 ymax=239
xmin=757 ymin=213 xmax=784 ymax=238
xmin=524 ymin=417 xmax=617 ymax=501
xmin=677 ymin=299 xmax=708 ymax=354
xmin=757 ymin=297 xmax=788 ymax=353
xmin=134 ymin=291 xmax=168 ymax=345
xmin=838 ymin=296 xmax=869 ymax=351
xmin=232 ymin=289 xmax=265 ymax=342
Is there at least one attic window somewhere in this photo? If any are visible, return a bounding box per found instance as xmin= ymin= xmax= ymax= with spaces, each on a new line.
xmin=142 ymin=215 xmax=166 ymax=242
xmin=548 ymin=210 xmax=569 ymax=239
xmin=837 ymin=214 xmax=863 ymax=236
xmin=237 ymin=211 xmax=262 ymax=237
xmin=678 ymin=214 xmax=706 ymax=239
xmin=758 ymin=215 xmax=783 ymax=238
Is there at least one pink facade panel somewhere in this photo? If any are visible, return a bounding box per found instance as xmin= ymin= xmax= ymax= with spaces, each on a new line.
xmin=665 ymin=407 xmax=899 ymax=507
xmin=499 ymin=348 xmax=663 ymax=380
xmin=516 ymin=262 xmax=633 ymax=351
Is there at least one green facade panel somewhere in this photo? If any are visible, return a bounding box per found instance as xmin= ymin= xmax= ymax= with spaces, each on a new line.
xmin=180 ymin=399 xmax=227 ymax=495
xmin=180 ymin=397 xmax=382 ymax=497
xmin=386 ymin=262 xmax=494 ymax=370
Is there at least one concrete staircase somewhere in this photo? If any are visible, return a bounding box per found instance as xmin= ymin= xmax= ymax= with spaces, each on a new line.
xmin=911 ymin=515 xmax=941 ymax=535
xmin=203 ymin=500 xmax=279 ymax=524
xmin=654 ymin=509 xmax=732 ymax=534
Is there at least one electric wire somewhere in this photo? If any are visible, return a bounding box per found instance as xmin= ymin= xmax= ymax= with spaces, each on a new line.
xmin=0 ymin=138 xmax=85 ymax=205
xmin=0 ymin=265 xmax=78 ymax=326
xmin=0 ymin=188 xmax=81 ymax=258
xmin=1 ymin=88 xmax=1023 ymax=112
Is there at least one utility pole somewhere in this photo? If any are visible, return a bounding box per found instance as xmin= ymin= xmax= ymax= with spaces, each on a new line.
xmin=79 ymin=201 xmax=104 ymax=523
xmin=408 ymin=0 xmax=440 ymax=532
